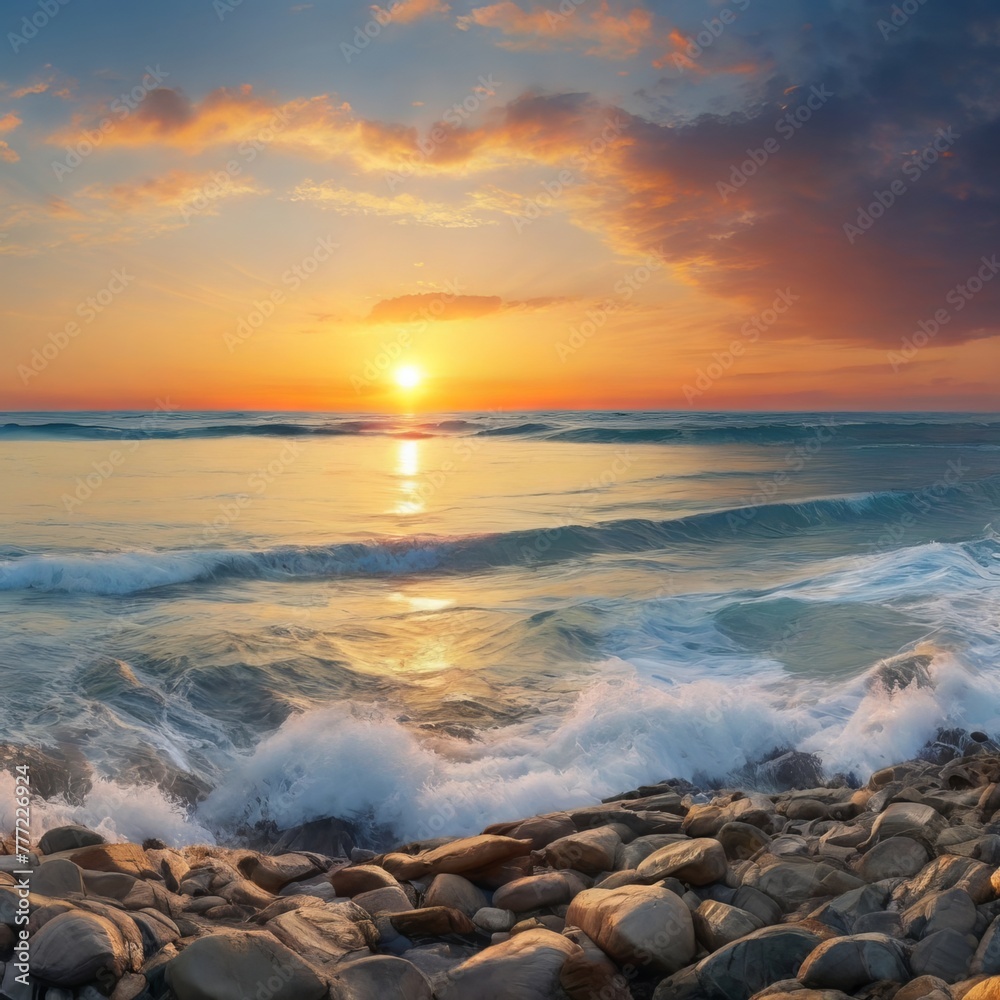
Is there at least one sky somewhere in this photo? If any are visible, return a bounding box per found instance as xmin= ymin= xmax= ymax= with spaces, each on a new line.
xmin=0 ymin=0 xmax=998 ymax=411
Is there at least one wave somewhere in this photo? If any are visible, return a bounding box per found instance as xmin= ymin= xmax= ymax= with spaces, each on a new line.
xmin=2 ymin=477 xmax=998 ymax=595
xmin=2 ymin=414 xmax=999 ymax=446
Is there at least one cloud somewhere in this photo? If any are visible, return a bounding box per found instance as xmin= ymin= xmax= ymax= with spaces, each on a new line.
xmin=289 ymin=180 xmax=495 ymax=227
xmin=372 ymin=0 xmax=451 ymax=24
xmin=78 ymin=168 xmax=265 ymax=214
xmin=457 ymin=0 xmax=654 ymax=59
xmin=366 ymin=291 xmax=566 ymax=323
xmin=0 ymin=112 xmax=22 ymax=133
xmin=0 ymin=112 xmax=21 ymax=162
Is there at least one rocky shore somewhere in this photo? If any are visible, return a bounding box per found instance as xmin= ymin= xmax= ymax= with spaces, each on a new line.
xmin=7 ymin=750 xmax=1000 ymax=1000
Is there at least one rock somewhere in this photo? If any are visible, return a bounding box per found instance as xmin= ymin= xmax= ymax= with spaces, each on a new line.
xmin=808 ymin=884 xmax=890 ymax=936
xmin=896 ymin=857 xmax=997 ymax=909
xmin=70 ymin=843 xmax=157 ymax=879
xmin=732 ymin=885 xmax=783 ymax=927
xmin=694 ymin=899 xmax=764 ymax=951
xmin=798 ymin=933 xmax=910 ymax=991
xmin=561 ymin=928 xmax=633 ymax=1000
xmin=110 ymin=973 xmax=147 ymax=1000
xmin=438 ymin=928 xmax=582 ymax=1000
xmin=636 ymin=838 xmax=728 ymax=886
xmin=130 ymin=908 xmax=180 ymax=958
xmin=423 ymin=873 xmax=488 ymax=917
xmin=965 ymin=978 xmax=1000 ymax=1000
xmin=470 ymin=855 xmax=535 ymax=889
xmin=975 ymin=917 xmax=1000 ymax=975
xmin=717 ymin=822 xmax=772 ymax=860
xmin=483 ymin=813 xmax=578 ymax=851
xmin=750 ymin=860 xmax=828 ymax=911
xmin=354 ymin=884 xmax=413 ymax=917
xmin=218 ymin=878 xmax=275 ymax=909
xmin=785 ymin=799 xmax=829 ymax=821
xmin=390 ymin=907 xmax=476 ymax=937
xmin=39 ymin=825 xmax=106 ymax=855
xmin=238 ymin=853 xmax=322 ymax=893
xmin=535 ymin=826 xmax=622 ymax=875
xmin=270 ymin=815 xmax=356 ymax=857
xmin=616 ymin=834 xmax=688 ymax=871
xmin=165 ymin=929 xmax=327 ymax=1000
xmin=757 ymin=751 xmax=825 ymax=791
xmin=492 ymin=873 xmax=574 ymax=912
xmin=330 ymin=955 xmax=434 ymax=1000
xmin=71 ymin=897 xmax=145 ymax=970
xmin=854 ymin=836 xmax=930 ymax=881
xmin=253 ymin=894 xmax=327 ymax=924
xmin=330 ymin=864 xmax=401 ymax=897
xmin=903 ymin=887 xmax=978 ymax=939
xmin=146 ymin=848 xmax=190 ymax=892
xmin=910 ymin=928 xmax=976 ymax=982
xmin=565 ymin=884 xmax=695 ymax=974
xmin=380 ymin=835 xmax=533 ymax=881
xmin=31 ymin=911 xmax=128 ymax=987
xmin=893 ymin=976 xmax=953 ymax=1000
xmin=694 ymin=925 xmax=823 ymax=1000
xmin=512 ymin=915 xmax=565 ymax=934
xmin=31 ymin=859 xmax=85 ymax=898
xmin=861 ymin=802 xmax=946 ymax=851
xmin=85 ymin=870 xmax=139 ymax=900
xmin=473 ymin=906 xmax=517 ymax=932
xmin=853 ymin=910 xmax=903 ymax=937
xmin=268 ymin=904 xmax=376 ymax=964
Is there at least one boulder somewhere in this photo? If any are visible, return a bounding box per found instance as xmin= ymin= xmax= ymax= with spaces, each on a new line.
xmin=438 ymin=928 xmax=582 ymax=1000
xmin=694 ymin=899 xmax=764 ymax=951
xmin=535 ymin=826 xmax=622 ymax=875
xmin=731 ymin=885 xmax=783 ymax=927
xmin=561 ymin=928 xmax=633 ymax=1000
xmin=750 ymin=860 xmax=828 ymax=911
xmin=860 ymin=802 xmax=946 ymax=851
xmin=329 ymin=864 xmax=401 ymax=898
xmin=616 ymin=834 xmax=688 ymax=871
xmin=31 ymin=859 xmax=85 ymax=899
xmin=380 ymin=836 xmax=532 ymax=881
xmin=473 ymin=907 xmax=517 ymax=932
xmin=390 ymin=907 xmax=476 ymax=937
xmin=238 ymin=853 xmax=322 ymax=893
xmin=910 ymin=928 xmax=976 ymax=982
xmin=492 ymin=873 xmax=574 ymax=912
xmin=975 ymin=917 xmax=1000 ymax=975
xmin=565 ymin=884 xmax=695 ymax=974
xmin=354 ymin=884 xmax=413 ymax=917
xmin=423 ymin=873 xmax=488 ymax=917
xmin=808 ymin=884 xmax=890 ymax=935
xmin=130 ymin=908 xmax=180 ymax=958
xmin=268 ymin=903 xmax=376 ymax=964
xmin=164 ymin=929 xmax=327 ymax=1000
xmin=902 ymin=887 xmax=977 ymax=939
xmin=38 ymin=825 xmax=106 ymax=855
xmin=854 ymin=836 xmax=930 ymax=881
xmin=636 ymin=838 xmax=728 ymax=886
xmin=329 ymin=955 xmax=434 ymax=1000
xmin=965 ymin=978 xmax=1000 ymax=1000
xmin=893 ymin=977 xmax=954 ymax=1000
xmin=31 ymin=911 xmax=128 ymax=987
xmin=69 ymin=843 xmax=157 ymax=879
xmin=717 ymin=822 xmax=772 ymax=861
xmin=693 ymin=925 xmax=822 ymax=1000
xmin=483 ymin=814 xmax=577 ymax=851
xmin=798 ymin=933 xmax=910 ymax=991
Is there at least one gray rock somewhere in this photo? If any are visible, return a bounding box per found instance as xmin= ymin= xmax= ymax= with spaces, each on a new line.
xmin=798 ymin=933 xmax=909 ymax=991
xmin=909 ymin=927 xmax=976 ymax=983
xmin=693 ymin=899 xmax=764 ymax=951
xmin=861 ymin=802 xmax=945 ymax=851
xmin=38 ymin=825 xmax=106 ymax=856
xmin=716 ymin=822 xmax=772 ymax=861
xmin=30 ymin=859 xmax=85 ymax=899
xmin=268 ymin=904 xmax=376 ymax=965
xmin=974 ymin=916 xmax=1000 ymax=975
xmin=422 ymin=873 xmax=488 ymax=918
xmin=31 ymin=911 xmax=128 ymax=987
xmin=731 ymin=885 xmax=782 ymax=927
xmin=902 ymin=887 xmax=977 ymax=939
xmin=853 ymin=910 xmax=902 ymax=937
xmin=330 ymin=955 xmax=434 ymax=999
xmin=854 ymin=837 xmax=929 ymax=881
xmin=473 ymin=906 xmax=517 ymax=932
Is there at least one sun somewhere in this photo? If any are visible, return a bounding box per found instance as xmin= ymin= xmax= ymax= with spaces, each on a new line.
xmin=394 ymin=365 xmax=423 ymax=389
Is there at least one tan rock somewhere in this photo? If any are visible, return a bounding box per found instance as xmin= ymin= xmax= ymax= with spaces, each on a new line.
xmin=268 ymin=903 xmax=376 ymax=964
xmin=423 ymin=873 xmax=488 ymax=917
xmin=535 ymin=826 xmax=622 ymax=875
xmin=561 ymin=927 xmax=633 ymax=1000
xmin=237 ymin=853 xmax=321 ymax=894
xmin=636 ymin=838 xmax=728 ymax=885
xmin=31 ymin=911 xmax=128 ymax=987
xmin=492 ymin=872 xmax=574 ymax=912
xmin=390 ymin=906 xmax=476 ymax=937
xmin=329 ymin=864 xmax=401 ymax=897
xmin=69 ymin=843 xmax=157 ymax=879
xmin=380 ymin=835 xmax=532 ymax=881
xmin=694 ymin=899 xmax=764 ymax=951
xmin=354 ymin=884 xmax=413 ymax=917
xmin=329 ymin=955 xmax=434 ymax=1000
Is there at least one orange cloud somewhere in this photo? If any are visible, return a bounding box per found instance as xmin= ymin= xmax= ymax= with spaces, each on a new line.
xmin=78 ymin=168 xmax=265 ymax=213
xmin=0 ymin=112 xmax=21 ymax=162
xmin=457 ymin=0 xmax=654 ymax=58
xmin=372 ymin=0 xmax=451 ymax=24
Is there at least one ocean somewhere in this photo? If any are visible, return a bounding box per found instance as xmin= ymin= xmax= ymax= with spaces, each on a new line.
xmin=1 ymin=410 xmax=999 ymax=849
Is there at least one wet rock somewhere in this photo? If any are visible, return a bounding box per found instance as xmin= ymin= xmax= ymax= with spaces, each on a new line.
xmin=390 ymin=906 xmax=476 ymax=937
xmin=894 ymin=856 xmax=996 ymax=908
xmin=492 ymin=872 xmax=574 ymax=912
xmin=330 ymin=955 xmax=435 ymax=1000
xmin=616 ymin=834 xmax=688 ymax=871
xmin=757 ymin=751 xmax=826 ymax=792
xmin=854 ymin=837 xmax=930 ymax=881
xmin=380 ymin=835 xmax=533 ymax=881
xmin=910 ymin=928 xmax=976 ymax=982
xmin=70 ymin=843 xmax=158 ymax=879
xmin=534 ymin=825 xmax=622 ymax=875
xmin=799 ymin=933 xmax=910 ymax=991
xmin=237 ymin=853 xmax=322 ymax=894
xmin=38 ymin=825 xmax=106 ymax=855
xmin=694 ymin=899 xmax=764 ymax=951
xmin=269 ymin=815 xmax=357 ymax=857
xmin=637 ymin=838 xmax=728 ymax=886
xmin=974 ymin=917 xmax=1000 ymax=975
xmin=31 ymin=911 xmax=129 ymax=987
xmin=565 ymin=884 xmax=696 ymax=974
xmin=423 ymin=873 xmax=488 ymax=917
xmin=165 ymin=929 xmax=327 ymax=1000
xmin=860 ymin=802 xmax=946 ymax=851
xmin=853 ymin=910 xmax=903 ymax=937
xmin=732 ymin=885 xmax=783 ymax=927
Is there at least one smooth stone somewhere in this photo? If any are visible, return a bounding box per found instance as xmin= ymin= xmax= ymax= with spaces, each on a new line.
xmin=716 ymin=822 xmax=772 ymax=861
xmin=390 ymin=906 xmax=476 ymax=937
xmin=380 ymin=836 xmax=533 ymax=881
xmin=31 ymin=859 xmax=85 ymax=899
xmin=565 ymin=884 xmax=695 ymax=974
xmin=975 ymin=917 xmax=1000 ymax=975
xmin=492 ymin=873 xmax=573 ymax=912
xmin=483 ymin=813 xmax=577 ymax=851
xmin=561 ymin=927 xmax=632 ymax=1000
xmin=165 ymin=929 xmax=327 ymax=1000
xmin=422 ymin=873 xmax=488 ymax=917
xmin=893 ymin=976 xmax=954 ymax=1000
xmin=853 ymin=910 xmax=903 ymax=937
xmin=854 ymin=836 xmax=930 ymax=881
xmin=694 ymin=925 xmax=823 ymax=1000
xmin=268 ymin=903 xmax=376 ymax=965
xmin=69 ymin=843 xmax=156 ymax=879
xmin=473 ymin=906 xmax=517 ymax=932
xmin=329 ymin=864 xmax=400 ymax=898
xmin=910 ymin=927 xmax=976 ymax=983
xmin=535 ymin=826 xmax=622 ymax=876
xmin=731 ymin=885 xmax=783 ymax=927
xmin=354 ymin=884 xmax=413 ymax=917
xmin=39 ymin=825 xmax=106 ymax=855
xmin=616 ymin=834 xmax=688 ymax=871
xmin=751 ymin=860 xmax=827 ymax=911
xmin=237 ymin=853 xmax=321 ymax=894
xmin=694 ymin=899 xmax=764 ymax=951
xmin=637 ymin=838 xmax=728 ymax=886
xmin=903 ymin=887 xmax=978 ymax=939
xmin=799 ymin=933 xmax=910 ymax=991
xmin=965 ymin=978 xmax=1000 ymax=1000
xmin=130 ymin=908 xmax=180 ymax=958
xmin=330 ymin=955 xmax=434 ymax=1000
xmin=808 ymin=884 xmax=890 ymax=936
xmin=895 ymin=856 xmax=996 ymax=908
xmin=861 ymin=802 xmax=946 ymax=850
xmin=31 ymin=911 xmax=128 ymax=987
xmin=437 ymin=928 xmax=581 ymax=1000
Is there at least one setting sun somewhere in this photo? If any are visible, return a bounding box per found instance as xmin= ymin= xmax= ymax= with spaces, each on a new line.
xmin=394 ymin=365 xmax=423 ymax=390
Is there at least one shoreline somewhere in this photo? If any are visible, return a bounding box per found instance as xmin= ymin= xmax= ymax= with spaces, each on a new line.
xmin=5 ymin=742 xmax=1000 ymax=998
